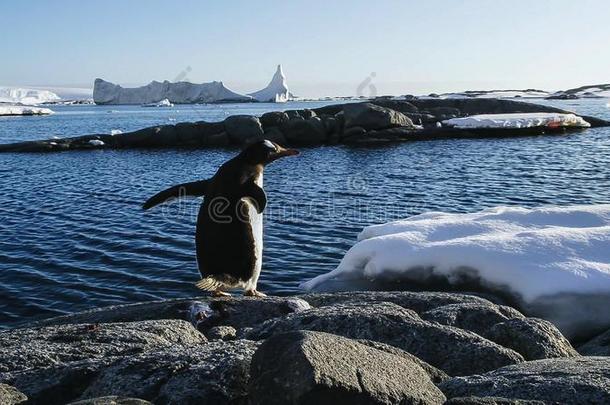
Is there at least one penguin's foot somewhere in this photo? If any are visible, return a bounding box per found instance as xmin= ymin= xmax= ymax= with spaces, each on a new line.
xmin=212 ymin=289 xmax=232 ymax=297
xmin=244 ymin=289 xmax=267 ymax=298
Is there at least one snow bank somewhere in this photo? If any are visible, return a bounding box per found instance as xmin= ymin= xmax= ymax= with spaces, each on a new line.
xmin=443 ymin=113 xmax=590 ymax=129
xmin=301 ymin=205 xmax=610 ymax=339
xmin=0 ymin=87 xmax=61 ymax=105
xmin=0 ymin=105 xmax=54 ymax=116
xmin=248 ymin=65 xmax=293 ymax=102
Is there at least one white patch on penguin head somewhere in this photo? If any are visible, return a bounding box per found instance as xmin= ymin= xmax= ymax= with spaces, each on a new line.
xmin=263 ymin=139 xmax=277 ymax=152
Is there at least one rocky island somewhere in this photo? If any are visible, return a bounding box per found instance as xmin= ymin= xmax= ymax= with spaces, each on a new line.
xmin=1 ymin=98 xmax=609 ymax=153
xmin=2 ymin=290 xmax=610 ymax=404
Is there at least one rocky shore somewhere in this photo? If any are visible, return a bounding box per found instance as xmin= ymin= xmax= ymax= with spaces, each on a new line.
xmin=2 ymin=291 xmax=610 ymax=404
xmin=2 ymin=98 xmax=609 ymax=153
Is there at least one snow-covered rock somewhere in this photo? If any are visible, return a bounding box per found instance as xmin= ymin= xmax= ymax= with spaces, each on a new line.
xmin=0 ymin=105 xmax=54 ymax=116
xmin=549 ymin=84 xmax=610 ymax=99
xmin=88 ymin=139 xmax=105 ymax=146
xmin=0 ymin=87 xmax=61 ymax=105
xmin=93 ymin=79 xmax=252 ymax=105
xmin=443 ymin=113 xmax=590 ymax=129
xmin=248 ymin=65 xmax=294 ymax=103
xmin=301 ymin=205 xmax=610 ymax=340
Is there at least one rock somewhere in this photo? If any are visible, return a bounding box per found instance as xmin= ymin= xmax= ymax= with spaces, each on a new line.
xmin=343 ymin=103 xmax=413 ymax=131
xmin=440 ymin=357 xmax=610 ymax=403
xmin=249 ymin=330 xmax=446 ymax=405
xmin=284 ymin=110 xmax=304 ymax=120
xmin=262 ymin=127 xmax=287 ymax=145
xmin=206 ymin=326 xmax=237 ymax=341
xmin=68 ymin=397 xmax=152 ymax=405
xmin=204 ymin=131 xmax=229 ymax=146
xmin=421 ymin=303 xmax=525 ymax=338
xmin=299 ymin=109 xmax=317 ymax=119
xmin=341 ymin=126 xmax=367 ymax=141
xmin=0 ymin=383 xmax=27 ymax=404
xmin=82 ymin=340 xmax=259 ymax=405
xmin=224 ymin=115 xmax=264 ymax=144
xmin=370 ymin=99 xmax=419 ymax=114
xmin=355 ymin=339 xmax=449 ymax=384
xmin=247 ymin=301 xmax=524 ymax=376
xmin=259 ymin=111 xmax=290 ymax=129
xmin=175 ymin=121 xmax=224 ymax=146
xmin=445 ymin=397 xmax=548 ymax=405
xmin=0 ymin=320 xmax=205 ymax=373
xmin=425 ymin=106 xmax=462 ymax=119
xmin=281 ymin=117 xmax=327 ymax=145
xmin=485 ymin=318 xmax=579 ymax=361
xmin=343 ymin=127 xmax=415 ymax=144
xmin=578 ymin=328 xmax=610 ymax=356
xmin=301 ymin=291 xmax=500 ymax=314
xmin=29 ymin=296 xmax=310 ymax=334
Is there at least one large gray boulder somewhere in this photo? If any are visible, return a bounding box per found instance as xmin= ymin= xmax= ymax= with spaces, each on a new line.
xmin=485 ymin=318 xmax=579 ymax=361
xmin=0 ymin=320 xmax=205 ymax=373
xmin=249 ymin=330 xmax=446 ymax=405
xmin=224 ymin=115 xmax=264 ymax=144
xmin=343 ymin=103 xmax=414 ymax=131
xmin=445 ymin=397 xmax=547 ymax=405
xmin=440 ymin=357 xmax=610 ymax=403
xmin=281 ymin=117 xmax=327 ymax=145
xmin=421 ymin=302 xmax=525 ymax=338
xmin=0 ymin=383 xmax=27 ymax=404
xmin=247 ymin=301 xmax=523 ymax=376
xmin=259 ymin=111 xmax=290 ymax=129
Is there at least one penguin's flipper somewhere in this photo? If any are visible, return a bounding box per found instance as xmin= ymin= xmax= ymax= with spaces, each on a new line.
xmin=142 ymin=180 xmax=210 ymax=210
xmin=241 ymin=181 xmax=267 ymax=213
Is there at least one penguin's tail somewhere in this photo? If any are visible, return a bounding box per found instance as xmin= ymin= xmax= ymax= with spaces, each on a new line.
xmin=195 ymin=277 xmax=223 ymax=291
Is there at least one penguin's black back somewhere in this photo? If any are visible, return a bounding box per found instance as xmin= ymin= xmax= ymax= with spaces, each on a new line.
xmin=195 ymin=157 xmax=261 ymax=283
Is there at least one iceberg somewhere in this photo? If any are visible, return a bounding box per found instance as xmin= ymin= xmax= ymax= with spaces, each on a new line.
xmin=93 ymin=79 xmax=252 ymax=105
xmin=301 ymin=205 xmax=610 ymax=340
xmin=248 ymin=64 xmax=294 ymax=102
xmin=0 ymin=105 xmax=54 ymax=116
xmin=0 ymin=87 xmax=61 ymax=105
xmin=443 ymin=113 xmax=590 ymax=129
xmin=141 ymin=98 xmax=174 ymax=107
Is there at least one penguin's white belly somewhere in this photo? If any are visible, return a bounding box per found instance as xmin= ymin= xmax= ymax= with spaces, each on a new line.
xmin=244 ymin=173 xmax=263 ymax=289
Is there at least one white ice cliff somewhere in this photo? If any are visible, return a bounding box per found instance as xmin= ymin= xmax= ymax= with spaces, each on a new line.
xmin=93 ymin=79 xmax=252 ymax=105
xmin=0 ymin=105 xmax=54 ymax=116
xmin=248 ymin=65 xmax=293 ymax=102
xmin=0 ymin=87 xmax=61 ymax=105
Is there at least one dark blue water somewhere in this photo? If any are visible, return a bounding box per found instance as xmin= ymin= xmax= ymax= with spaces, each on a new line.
xmin=1 ymin=99 xmax=609 ymax=328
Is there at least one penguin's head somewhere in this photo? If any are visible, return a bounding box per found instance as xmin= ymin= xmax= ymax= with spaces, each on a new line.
xmin=241 ymin=139 xmax=299 ymax=165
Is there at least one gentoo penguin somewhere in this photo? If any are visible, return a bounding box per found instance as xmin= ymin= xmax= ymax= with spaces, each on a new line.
xmin=142 ymin=140 xmax=299 ymax=297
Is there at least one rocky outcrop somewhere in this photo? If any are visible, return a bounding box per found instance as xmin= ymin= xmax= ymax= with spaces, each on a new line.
xmin=0 ymin=383 xmax=27 ymax=404
xmin=0 ymin=292 xmax=599 ymax=404
xmin=68 ymin=397 xmax=152 ymax=405
xmin=2 ymin=99 xmax=608 ymax=153
xmin=246 ymin=301 xmax=525 ymax=376
xmin=578 ymin=327 xmax=610 ymax=356
xmin=249 ymin=330 xmax=446 ymax=404
xmin=440 ymin=357 xmax=610 ymax=403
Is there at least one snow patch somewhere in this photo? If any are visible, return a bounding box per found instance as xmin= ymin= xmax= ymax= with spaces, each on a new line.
xmin=443 ymin=113 xmax=590 ymax=129
xmin=301 ymin=205 xmax=610 ymax=338
xmin=0 ymin=105 xmax=54 ymax=116
xmin=88 ymin=139 xmax=105 ymax=146
xmin=110 ymin=129 xmax=123 ymax=135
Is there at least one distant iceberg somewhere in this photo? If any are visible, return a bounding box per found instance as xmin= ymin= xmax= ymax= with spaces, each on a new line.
xmin=443 ymin=113 xmax=591 ymax=129
xmin=248 ymin=65 xmax=294 ymax=102
xmin=0 ymin=87 xmax=61 ymax=105
xmin=141 ymin=98 xmax=174 ymax=107
xmin=93 ymin=79 xmax=252 ymax=105
xmin=301 ymin=205 xmax=610 ymax=340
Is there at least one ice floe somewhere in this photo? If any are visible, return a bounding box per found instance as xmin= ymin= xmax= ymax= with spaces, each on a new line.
xmin=443 ymin=113 xmax=590 ymax=129
xmin=0 ymin=105 xmax=54 ymax=116
xmin=301 ymin=205 xmax=610 ymax=339
xmin=0 ymin=87 xmax=61 ymax=105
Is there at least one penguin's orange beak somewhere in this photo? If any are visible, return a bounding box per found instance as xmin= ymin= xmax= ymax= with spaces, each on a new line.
xmin=272 ymin=146 xmax=300 ymax=160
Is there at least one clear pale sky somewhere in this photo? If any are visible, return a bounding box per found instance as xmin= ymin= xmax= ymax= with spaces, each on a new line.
xmin=2 ymin=0 xmax=609 ymax=97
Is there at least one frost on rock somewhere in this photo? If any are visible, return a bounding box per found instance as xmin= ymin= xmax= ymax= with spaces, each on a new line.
xmin=443 ymin=113 xmax=590 ymax=129
xmin=0 ymin=105 xmax=54 ymax=116
xmin=0 ymin=87 xmax=61 ymax=105
xmin=93 ymin=79 xmax=252 ymax=105
xmin=248 ymin=65 xmax=294 ymax=103
xmin=301 ymin=205 xmax=610 ymax=340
